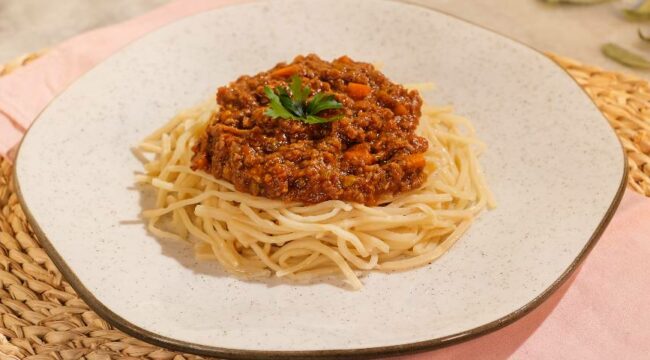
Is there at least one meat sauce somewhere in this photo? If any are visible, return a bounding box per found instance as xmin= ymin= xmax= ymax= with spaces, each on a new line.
xmin=191 ymin=54 xmax=428 ymax=205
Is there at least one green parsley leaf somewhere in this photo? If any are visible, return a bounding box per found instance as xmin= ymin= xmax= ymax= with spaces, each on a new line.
xmin=306 ymin=93 xmax=343 ymax=115
xmin=264 ymin=76 xmax=343 ymax=124
xmin=264 ymin=86 xmax=296 ymax=120
xmin=289 ymin=75 xmax=311 ymax=104
xmin=305 ymin=114 xmax=344 ymax=124
xmin=276 ymin=86 xmax=304 ymax=117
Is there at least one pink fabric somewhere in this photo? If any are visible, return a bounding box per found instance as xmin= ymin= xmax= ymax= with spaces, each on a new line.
xmin=392 ymin=189 xmax=650 ymax=359
xmin=1 ymin=1 xmax=648 ymax=358
xmin=0 ymin=0 xmax=239 ymax=156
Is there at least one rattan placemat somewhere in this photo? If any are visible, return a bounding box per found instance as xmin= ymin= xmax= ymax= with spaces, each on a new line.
xmin=0 ymin=51 xmax=649 ymax=360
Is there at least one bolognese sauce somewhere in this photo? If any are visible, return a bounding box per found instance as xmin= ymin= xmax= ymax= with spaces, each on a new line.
xmin=191 ymin=54 xmax=428 ymax=205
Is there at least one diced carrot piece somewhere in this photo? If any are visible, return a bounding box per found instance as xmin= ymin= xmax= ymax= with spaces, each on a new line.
xmin=336 ymin=55 xmax=353 ymax=64
xmin=346 ymin=82 xmax=372 ymax=100
xmin=344 ymin=143 xmax=374 ymax=166
xmin=404 ymin=154 xmax=425 ymax=169
xmin=270 ymin=65 xmax=300 ymax=78
xmin=393 ymin=104 xmax=408 ymax=116
xmin=342 ymin=175 xmax=356 ymax=186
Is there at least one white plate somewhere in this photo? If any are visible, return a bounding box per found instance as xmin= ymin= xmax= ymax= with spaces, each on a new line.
xmin=14 ymin=0 xmax=625 ymax=358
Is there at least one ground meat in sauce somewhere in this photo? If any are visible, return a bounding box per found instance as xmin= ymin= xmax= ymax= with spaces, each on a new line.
xmin=191 ymin=54 xmax=429 ymax=205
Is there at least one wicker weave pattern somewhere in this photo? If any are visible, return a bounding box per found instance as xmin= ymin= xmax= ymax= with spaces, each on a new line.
xmin=0 ymin=51 xmax=649 ymax=360
xmin=548 ymin=53 xmax=650 ymax=196
xmin=0 ymin=161 xmax=201 ymax=360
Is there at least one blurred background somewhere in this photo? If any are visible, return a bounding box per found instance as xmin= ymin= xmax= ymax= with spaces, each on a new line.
xmin=0 ymin=0 xmax=648 ymax=78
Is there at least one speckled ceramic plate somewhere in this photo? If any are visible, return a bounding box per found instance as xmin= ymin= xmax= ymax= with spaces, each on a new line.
xmin=14 ymin=0 xmax=625 ymax=358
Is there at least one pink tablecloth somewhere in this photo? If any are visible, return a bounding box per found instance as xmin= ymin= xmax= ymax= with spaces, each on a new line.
xmin=1 ymin=1 xmax=649 ymax=358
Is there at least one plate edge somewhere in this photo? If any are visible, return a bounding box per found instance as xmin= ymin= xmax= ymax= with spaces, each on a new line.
xmin=11 ymin=0 xmax=630 ymax=358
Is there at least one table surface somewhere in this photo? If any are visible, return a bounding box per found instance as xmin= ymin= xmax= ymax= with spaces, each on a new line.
xmin=0 ymin=0 xmax=648 ymax=79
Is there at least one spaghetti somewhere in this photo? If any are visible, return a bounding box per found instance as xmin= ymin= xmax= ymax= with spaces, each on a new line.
xmin=135 ymin=99 xmax=494 ymax=290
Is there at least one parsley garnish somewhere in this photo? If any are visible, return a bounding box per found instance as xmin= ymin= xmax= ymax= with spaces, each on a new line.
xmin=263 ymin=76 xmax=343 ymax=124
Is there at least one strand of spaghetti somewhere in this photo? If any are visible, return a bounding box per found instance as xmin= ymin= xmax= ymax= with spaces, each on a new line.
xmin=176 ymin=178 xmax=203 ymax=197
xmin=265 ymin=209 xmax=369 ymax=257
xmin=427 ymin=143 xmax=458 ymax=180
xmin=437 ymin=113 xmax=476 ymax=135
xmin=336 ymin=237 xmax=376 ymax=270
xmin=205 ymin=214 xmax=235 ymax=240
xmin=161 ymin=133 xmax=172 ymax=159
xmin=279 ymin=207 xmax=345 ymax=222
xmin=348 ymin=214 xmax=435 ymax=231
xmin=274 ymin=248 xmax=312 ymax=264
xmin=173 ymin=172 xmax=189 ymax=192
xmin=422 ymin=104 xmax=453 ymax=115
xmin=248 ymin=243 xmax=286 ymax=273
xmin=378 ymin=220 xmax=472 ymax=270
xmin=386 ymin=193 xmax=453 ymax=207
xmin=403 ymin=203 xmax=437 ymax=216
xmin=412 ymin=241 xmax=430 ymax=255
xmin=288 ymin=200 xmax=353 ymax=214
xmin=227 ymin=220 xmax=315 ymax=245
xmin=151 ymin=178 xmax=175 ymax=191
xmin=134 ymin=175 xmax=152 ymax=183
xmin=299 ymin=252 xmax=338 ymax=271
xmin=370 ymin=229 xmax=421 ymax=243
xmin=143 ymin=159 xmax=162 ymax=175
xmin=225 ymin=222 xmax=254 ymax=248
xmin=467 ymin=143 xmax=497 ymax=208
xmin=171 ymin=207 xmax=188 ymax=239
xmin=288 ymin=267 xmax=341 ymax=281
xmin=138 ymin=142 xmax=162 ymax=153
xmin=378 ymin=249 xmax=405 ymax=262
xmin=273 ymin=239 xmax=363 ymax=289
xmin=454 ymin=147 xmax=474 ymax=197
xmin=272 ymin=245 xmax=325 ymax=269
xmin=373 ymin=231 xmax=426 ymax=250
xmin=143 ymin=189 xmax=286 ymax=219
xmin=349 ymin=204 xmax=399 ymax=217
xmin=175 ymin=205 xmax=239 ymax=268
xmin=160 ymin=131 xmax=196 ymax=180
xmin=357 ymin=233 xmax=390 ymax=254
xmin=176 ymin=204 xmax=227 ymax=249
xmin=432 ymin=180 xmax=475 ymax=201
xmin=156 ymin=183 xmax=202 ymax=200
xmin=142 ymin=191 xmax=216 ymax=218
xmin=423 ymin=227 xmax=455 ymax=237
xmin=199 ymin=214 xmax=240 ymax=267
xmin=432 ymin=130 xmax=485 ymax=146
xmin=224 ymin=209 xmax=274 ymax=237
xmin=276 ymin=253 xmax=321 ymax=277
xmin=351 ymin=204 xmax=421 ymax=215
xmin=147 ymin=217 xmax=185 ymax=243
xmin=235 ymin=205 xmax=309 ymax=235
xmin=166 ymin=166 xmax=239 ymax=192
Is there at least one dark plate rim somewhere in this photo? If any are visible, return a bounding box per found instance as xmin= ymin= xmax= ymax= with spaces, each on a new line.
xmin=12 ymin=0 xmax=629 ymax=358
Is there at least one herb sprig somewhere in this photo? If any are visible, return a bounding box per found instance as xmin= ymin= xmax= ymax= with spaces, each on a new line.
xmin=602 ymin=43 xmax=650 ymax=69
xmin=264 ymin=76 xmax=343 ymax=124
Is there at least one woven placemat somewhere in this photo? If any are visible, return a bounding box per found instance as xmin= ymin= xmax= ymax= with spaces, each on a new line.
xmin=0 ymin=51 xmax=649 ymax=360
xmin=547 ymin=53 xmax=650 ymax=196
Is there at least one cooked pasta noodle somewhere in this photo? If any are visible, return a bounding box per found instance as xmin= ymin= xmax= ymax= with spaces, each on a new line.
xmin=135 ymin=98 xmax=494 ymax=290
